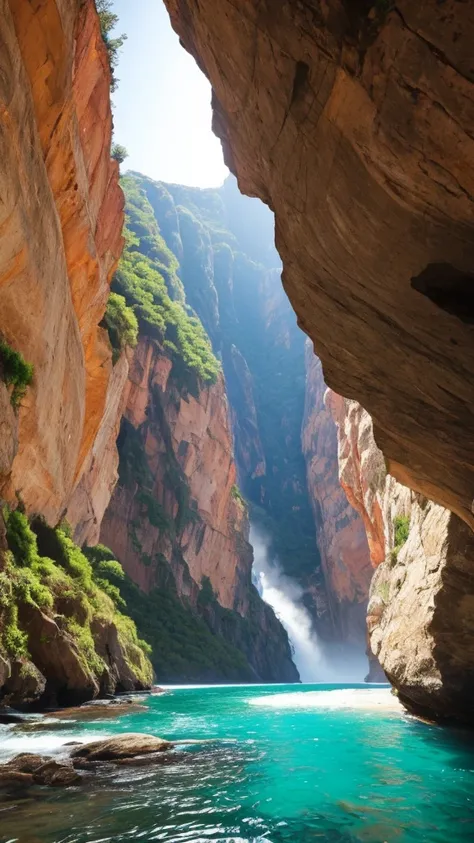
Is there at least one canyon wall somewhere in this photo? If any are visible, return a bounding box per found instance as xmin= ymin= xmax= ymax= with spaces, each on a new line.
xmin=163 ymin=0 xmax=474 ymax=532
xmin=164 ymin=0 xmax=474 ymax=718
xmin=99 ymin=174 xmax=298 ymax=684
xmin=330 ymin=394 xmax=474 ymax=720
xmin=0 ymin=0 xmax=153 ymax=707
xmin=146 ymin=174 xmax=369 ymax=646
xmin=0 ymin=0 xmax=123 ymax=523
xmin=302 ymin=346 xmax=372 ymax=646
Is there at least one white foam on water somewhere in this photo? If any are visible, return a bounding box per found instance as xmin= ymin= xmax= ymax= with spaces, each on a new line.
xmin=248 ymin=687 xmax=402 ymax=712
xmin=0 ymin=728 xmax=113 ymax=762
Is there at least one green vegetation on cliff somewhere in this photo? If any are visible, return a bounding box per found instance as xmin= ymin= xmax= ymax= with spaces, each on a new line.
xmin=0 ymin=510 xmax=152 ymax=696
xmin=84 ymin=546 xmax=255 ymax=683
xmin=111 ymin=177 xmax=220 ymax=384
xmin=104 ymin=292 xmax=138 ymax=360
xmin=0 ymin=339 xmax=34 ymax=409
xmin=390 ymin=515 xmax=411 ymax=564
xmin=95 ymin=0 xmax=127 ymax=93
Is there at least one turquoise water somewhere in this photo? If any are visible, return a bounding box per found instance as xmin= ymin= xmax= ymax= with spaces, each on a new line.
xmin=2 ymin=684 xmax=474 ymax=843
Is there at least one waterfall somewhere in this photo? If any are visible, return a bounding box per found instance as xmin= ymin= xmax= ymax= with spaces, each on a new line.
xmin=250 ymin=523 xmax=368 ymax=683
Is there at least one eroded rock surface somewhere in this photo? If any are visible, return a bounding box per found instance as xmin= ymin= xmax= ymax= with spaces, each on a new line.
xmin=330 ymin=391 xmax=474 ymax=719
xmin=163 ymin=0 xmax=474 ymax=530
xmin=0 ymin=0 xmax=123 ymax=521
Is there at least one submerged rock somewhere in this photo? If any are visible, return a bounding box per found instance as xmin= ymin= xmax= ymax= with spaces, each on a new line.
xmin=70 ymin=733 xmax=173 ymax=762
xmin=49 ymin=700 xmax=147 ymax=721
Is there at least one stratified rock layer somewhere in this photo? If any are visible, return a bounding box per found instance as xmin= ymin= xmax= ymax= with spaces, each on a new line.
xmin=164 ymin=0 xmax=474 ymax=530
xmin=0 ymin=0 xmax=123 ymax=521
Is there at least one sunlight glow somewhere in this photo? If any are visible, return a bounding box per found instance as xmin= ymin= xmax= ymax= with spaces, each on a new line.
xmin=111 ymin=0 xmax=228 ymax=187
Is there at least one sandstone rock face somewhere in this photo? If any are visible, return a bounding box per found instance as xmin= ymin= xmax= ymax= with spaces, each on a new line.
xmin=67 ymin=348 xmax=131 ymax=546
xmin=302 ymin=346 xmax=372 ymax=644
xmin=19 ymin=603 xmax=100 ymax=706
xmin=328 ymin=389 xmax=474 ymax=719
xmin=369 ymin=500 xmax=474 ymax=723
xmin=225 ymin=344 xmax=266 ymax=482
xmin=163 ymin=0 xmax=474 ymax=530
xmin=0 ymin=0 xmax=123 ymax=522
xmin=101 ymin=336 xmax=298 ymax=682
xmin=102 ymin=338 xmax=247 ymax=611
xmin=326 ymin=393 xmax=387 ymax=568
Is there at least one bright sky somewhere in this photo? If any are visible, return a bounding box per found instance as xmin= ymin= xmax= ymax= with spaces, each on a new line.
xmin=111 ymin=0 xmax=228 ymax=187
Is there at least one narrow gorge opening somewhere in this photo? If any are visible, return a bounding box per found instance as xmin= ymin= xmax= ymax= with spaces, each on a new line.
xmin=2 ymin=0 xmax=474 ymax=840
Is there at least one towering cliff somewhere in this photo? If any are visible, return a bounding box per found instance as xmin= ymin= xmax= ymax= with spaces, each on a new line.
xmin=99 ymin=174 xmax=298 ymax=683
xmin=0 ymin=0 xmax=153 ymax=706
xmin=164 ymin=0 xmax=474 ymax=719
xmin=0 ymin=0 xmax=152 ymax=705
xmin=0 ymin=0 xmax=123 ymax=523
xmin=302 ymin=346 xmax=372 ymax=646
xmin=163 ymin=0 xmax=474 ymax=531
xmin=138 ymin=174 xmax=340 ymax=640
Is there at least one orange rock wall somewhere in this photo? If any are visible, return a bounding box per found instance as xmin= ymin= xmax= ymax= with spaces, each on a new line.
xmin=302 ymin=345 xmax=372 ymax=640
xmin=0 ymin=0 xmax=123 ymax=523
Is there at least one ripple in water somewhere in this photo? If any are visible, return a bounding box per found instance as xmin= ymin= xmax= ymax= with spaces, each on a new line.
xmin=2 ymin=684 xmax=474 ymax=843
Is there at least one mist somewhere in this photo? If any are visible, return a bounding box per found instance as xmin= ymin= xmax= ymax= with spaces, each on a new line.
xmin=250 ymin=523 xmax=369 ymax=683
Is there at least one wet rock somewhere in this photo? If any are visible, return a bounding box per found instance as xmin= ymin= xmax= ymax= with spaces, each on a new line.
xmin=0 ymin=754 xmax=81 ymax=788
xmin=0 ymin=771 xmax=34 ymax=788
xmin=71 ymin=733 xmax=173 ymax=762
xmin=1 ymin=658 xmax=46 ymax=706
xmin=0 ymin=709 xmax=26 ymax=725
xmin=3 ymin=753 xmax=50 ymax=773
xmin=32 ymin=760 xmax=81 ymax=787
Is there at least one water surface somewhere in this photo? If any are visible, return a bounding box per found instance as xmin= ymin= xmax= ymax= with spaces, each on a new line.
xmin=1 ymin=683 xmax=474 ymax=843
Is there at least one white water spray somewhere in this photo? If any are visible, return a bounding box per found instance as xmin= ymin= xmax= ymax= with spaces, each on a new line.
xmin=250 ymin=523 xmax=330 ymax=682
xmin=250 ymin=523 xmax=369 ymax=683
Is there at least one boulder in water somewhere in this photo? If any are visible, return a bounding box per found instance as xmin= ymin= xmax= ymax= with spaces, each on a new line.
xmin=71 ymin=733 xmax=173 ymax=762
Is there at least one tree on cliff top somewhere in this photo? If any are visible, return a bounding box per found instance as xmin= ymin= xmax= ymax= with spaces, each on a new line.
xmin=95 ymin=0 xmax=127 ymax=92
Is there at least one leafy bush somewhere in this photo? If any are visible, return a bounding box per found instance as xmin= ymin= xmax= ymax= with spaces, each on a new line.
xmin=104 ymin=292 xmax=138 ymax=359
xmin=0 ymin=339 xmax=34 ymax=409
xmin=390 ymin=515 xmax=410 ymax=565
xmin=111 ymin=143 xmax=128 ymax=164
xmin=95 ymin=0 xmax=127 ymax=92
xmin=394 ymin=515 xmax=410 ymax=548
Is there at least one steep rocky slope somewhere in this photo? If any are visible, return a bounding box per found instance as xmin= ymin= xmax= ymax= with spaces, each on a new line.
xmin=142 ymin=174 xmax=381 ymax=658
xmin=302 ymin=347 xmax=372 ymax=646
xmin=163 ymin=0 xmax=474 ymax=531
xmin=99 ymin=175 xmax=297 ymax=683
xmin=0 ymin=0 xmax=154 ymax=705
